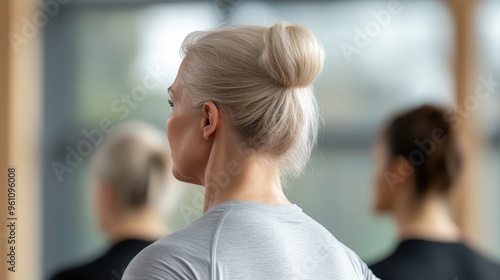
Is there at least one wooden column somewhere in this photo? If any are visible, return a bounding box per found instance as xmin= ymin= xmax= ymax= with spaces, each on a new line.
xmin=2 ymin=0 xmax=43 ymax=279
xmin=447 ymin=0 xmax=484 ymax=248
xmin=1 ymin=0 xmax=12 ymax=279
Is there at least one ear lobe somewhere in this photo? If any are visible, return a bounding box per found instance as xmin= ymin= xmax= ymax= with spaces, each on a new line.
xmin=202 ymin=102 xmax=218 ymax=140
xmin=96 ymin=180 xmax=120 ymax=232
xmin=387 ymin=156 xmax=415 ymax=190
xmin=101 ymin=181 xmax=117 ymax=206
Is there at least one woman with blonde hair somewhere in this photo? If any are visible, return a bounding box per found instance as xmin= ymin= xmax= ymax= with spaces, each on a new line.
xmin=124 ymin=22 xmax=378 ymax=280
xmin=52 ymin=122 xmax=177 ymax=280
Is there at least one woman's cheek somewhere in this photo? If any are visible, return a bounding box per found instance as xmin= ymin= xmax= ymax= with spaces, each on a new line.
xmin=166 ymin=116 xmax=176 ymax=147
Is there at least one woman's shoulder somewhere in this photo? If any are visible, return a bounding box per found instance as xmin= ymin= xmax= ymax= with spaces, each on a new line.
xmin=122 ymin=231 xmax=211 ymax=280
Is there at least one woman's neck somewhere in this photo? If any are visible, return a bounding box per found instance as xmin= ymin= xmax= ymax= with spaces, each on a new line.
xmin=395 ymin=191 xmax=461 ymax=242
xmin=201 ymin=137 xmax=290 ymax=212
xmin=106 ymin=209 xmax=167 ymax=243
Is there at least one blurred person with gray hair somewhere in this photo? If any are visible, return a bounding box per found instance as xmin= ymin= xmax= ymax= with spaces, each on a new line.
xmin=51 ymin=122 xmax=179 ymax=280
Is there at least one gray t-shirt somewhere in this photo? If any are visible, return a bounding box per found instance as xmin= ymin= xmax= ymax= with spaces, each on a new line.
xmin=123 ymin=201 xmax=379 ymax=280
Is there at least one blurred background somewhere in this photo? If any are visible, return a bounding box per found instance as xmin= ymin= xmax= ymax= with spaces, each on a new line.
xmin=0 ymin=0 xmax=499 ymax=279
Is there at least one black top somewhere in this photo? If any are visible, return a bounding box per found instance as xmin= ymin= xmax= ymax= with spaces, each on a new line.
xmin=50 ymin=239 xmax=154 ymax=280
xmin=370 ymin=239 xmax=500 ymax=280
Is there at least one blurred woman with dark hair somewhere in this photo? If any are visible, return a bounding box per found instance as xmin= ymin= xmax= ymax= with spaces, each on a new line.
xmin=370 ymin=104 xmax=500 ymax=280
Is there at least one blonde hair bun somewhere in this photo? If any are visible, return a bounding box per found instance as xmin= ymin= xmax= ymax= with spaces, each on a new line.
xmin=180 ymin=22 xmax=324 ymax=178
xmin=259 ymin=22 xmax=324 ymax=88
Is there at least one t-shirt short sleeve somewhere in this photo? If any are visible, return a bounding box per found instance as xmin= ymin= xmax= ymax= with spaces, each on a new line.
xmin=122 ymin=242 xmax=196 ymax=280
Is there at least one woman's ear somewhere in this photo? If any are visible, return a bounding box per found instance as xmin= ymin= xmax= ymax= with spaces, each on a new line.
xmin=386 ymin=156 xmax=415 ymax=192
xmin=201 ymin=102 xmax=219 ymax=140
xmin=95 ymin=180 xmax=118 ymax=232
